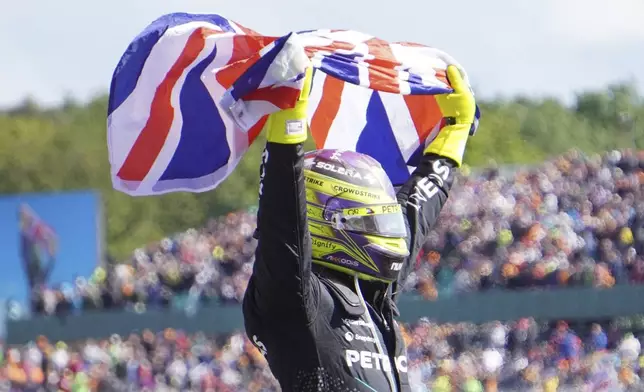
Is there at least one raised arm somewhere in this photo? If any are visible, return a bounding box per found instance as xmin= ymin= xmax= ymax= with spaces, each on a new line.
xmin=248 ymin=68 xmax=314 ymax=312
xmin=393 ymin=65 xmax=476 ymax=300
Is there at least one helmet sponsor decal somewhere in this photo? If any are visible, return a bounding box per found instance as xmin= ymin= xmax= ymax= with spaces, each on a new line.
xmin=330 ymin=150 xmax=344 ymax=161
xmin=304 ymin=171 xmax=388 ymax=202
xmin=314 ymin=161 xmax=378 ymax=186
xmin=305 ymin=177 xmax=324 ymax=187
xmin=306 ymin=204 xmax=325 ymax=220
xmin=312 ymin=238 xmax=337 ymax=250
xmin=331 ymin=185 xmax=381 ymax=201
xmin=390 ymin=262 xmax=403 ymax=271
xmin=344 ymin=203 xmax=400 ymax=217
xmin=327 ymin=255 xmax=359 ymax=267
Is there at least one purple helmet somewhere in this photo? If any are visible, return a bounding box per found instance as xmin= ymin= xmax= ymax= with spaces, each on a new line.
xmin=304 ymin=149 xmax=410 ymax=282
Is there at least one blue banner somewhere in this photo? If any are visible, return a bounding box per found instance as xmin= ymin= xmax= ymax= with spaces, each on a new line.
xmin=0 ymin=190 xmax=102 ymax=309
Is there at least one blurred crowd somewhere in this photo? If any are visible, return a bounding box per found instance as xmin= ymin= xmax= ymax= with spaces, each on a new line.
xmin=26 ymin=149 xmax=644 ymax=316
xmin=407 ymin=149 xmax=644 ymax=299
xmin=27 ymin=211 xmax=258 ymax=317
xmin=6 ymin=148 xmax=644 ymax=391
xmin=0 ymin=328 xmax=276 ymax=392
xmin=405 ymin=318 xmax=644 ymax=392
xmin=3 ymin=319 xmax=644 ymax=391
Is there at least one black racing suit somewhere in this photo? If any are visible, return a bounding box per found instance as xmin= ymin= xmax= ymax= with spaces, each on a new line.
xmin=242 ymin=142 xmax=456 ymax=392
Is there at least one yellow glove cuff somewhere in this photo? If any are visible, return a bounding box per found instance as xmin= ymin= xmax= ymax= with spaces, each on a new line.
xmin=265 ymin=67 xmax=313 ymax=144
xmin=424 ymin=124 xmax=470 ymax=167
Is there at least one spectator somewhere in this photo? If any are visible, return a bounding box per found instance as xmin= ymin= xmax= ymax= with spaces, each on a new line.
xmin=3 ymin=319 xmax=644 ymax=391
xmin=619 ymin=332 xmax=642 ymax=362
xmin=588 ymin=323 xmax=608 ymax=353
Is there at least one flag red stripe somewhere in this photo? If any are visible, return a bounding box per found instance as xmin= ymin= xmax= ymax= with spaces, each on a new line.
xmin=117 ymin=28 xmax=219 ymax=182
xmin=215 ymin=36 xmax=277 ymax=89
xmin=364 ymin=38 xmax=401 ymax=94
xmin=310 ymin=76 xmax=345 ymax=148
xmin=243 ymin=86 xmax=301 ymax=110
xmin=247 ymin=116 xmax=268 ymax=144
xmin=403 ymin=95 xmax=443 ymax=140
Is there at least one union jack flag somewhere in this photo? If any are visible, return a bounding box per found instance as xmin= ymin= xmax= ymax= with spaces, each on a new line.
xmin=19 ymin=203 xmax=57 ymax=256
xmin=108 ymin=13 xmax=480 ymax=196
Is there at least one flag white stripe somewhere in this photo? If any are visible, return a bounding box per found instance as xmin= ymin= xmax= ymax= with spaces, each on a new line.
xmin=379 ymin=93 xmax=420 ymax=162
xmin=307 ymin=71 xmax=327 ymax=124
xmin=323 ymin=82 xmax=373 ymax=150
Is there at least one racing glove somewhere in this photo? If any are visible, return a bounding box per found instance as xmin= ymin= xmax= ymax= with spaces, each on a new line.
xmin=265 ymin=67 xmax=313 ymax=145
xmin=424 ymin=65 xmax=476 ymax=167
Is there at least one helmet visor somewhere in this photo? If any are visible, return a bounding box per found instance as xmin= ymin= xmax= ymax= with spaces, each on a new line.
xmin=332 ymin=203 xmax=407 ymax=237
